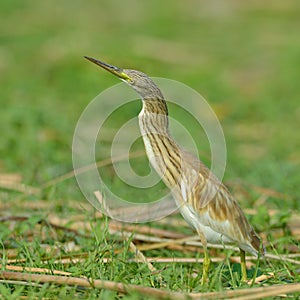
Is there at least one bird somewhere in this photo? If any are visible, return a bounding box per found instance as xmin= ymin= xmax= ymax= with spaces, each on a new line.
xmin=84 ymin=56 xmax=265 ymax=284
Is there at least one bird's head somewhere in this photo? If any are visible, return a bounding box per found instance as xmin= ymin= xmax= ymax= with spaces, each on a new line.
xmin=84 ymin=56 xmax=163 ymax=100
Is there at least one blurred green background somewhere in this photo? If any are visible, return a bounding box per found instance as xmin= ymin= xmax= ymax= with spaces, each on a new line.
xmin=1 ymin=0 xmax=299 ymax=210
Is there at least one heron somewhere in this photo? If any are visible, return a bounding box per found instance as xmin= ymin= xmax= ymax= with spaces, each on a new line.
xmin=84 ymin=56 xmax=264 ymax=284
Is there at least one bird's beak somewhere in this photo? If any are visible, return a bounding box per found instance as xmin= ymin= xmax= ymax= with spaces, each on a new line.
xmin=84 ymin=56 xmax=131 ymax=81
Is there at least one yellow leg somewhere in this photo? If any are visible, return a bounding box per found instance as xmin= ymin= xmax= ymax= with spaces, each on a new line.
xmin=201 ymin=248 xmax=211 ymax=285
xmin=240 ymin=249 xmax=247 ymax=282
xmin=197 ymin=229 xmax=211 ymax=285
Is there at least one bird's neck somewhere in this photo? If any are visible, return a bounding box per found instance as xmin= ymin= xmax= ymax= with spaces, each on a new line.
xmin=138 ymin=97 xmax=182 ymax=188
xmin=139 ymin=97 xmax=169 ymax=135
xmin=142 ymin=98 xmax=169 ymax=116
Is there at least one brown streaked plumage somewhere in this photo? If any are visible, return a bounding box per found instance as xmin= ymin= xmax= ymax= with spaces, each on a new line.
xmin=85 ymin=56 xmax=265 ymax=284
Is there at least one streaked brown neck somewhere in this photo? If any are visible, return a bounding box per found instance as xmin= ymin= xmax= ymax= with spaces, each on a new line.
xmin=139 ymin=97 xmax=183 ymax=188
xmin=142 ymin=97 xmax=168 ymax=115
xmin=139 ymin=97 xmax=169 ymax=135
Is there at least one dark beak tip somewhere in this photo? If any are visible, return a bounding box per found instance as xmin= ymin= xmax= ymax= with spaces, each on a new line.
xmin=84 ymin=56 xmax=94 ymax=62
xmin=84 ymin=56 xmax=126 ymax=79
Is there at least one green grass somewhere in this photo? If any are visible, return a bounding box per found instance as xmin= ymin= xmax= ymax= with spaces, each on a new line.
xmin=1 ymin=0 xmax=300 ymax=298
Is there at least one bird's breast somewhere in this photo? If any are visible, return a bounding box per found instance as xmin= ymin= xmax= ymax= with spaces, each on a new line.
xmin=178 ymin=201 xmax=235 ymax=244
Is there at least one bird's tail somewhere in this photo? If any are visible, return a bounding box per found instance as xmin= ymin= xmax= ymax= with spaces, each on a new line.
xmin=251 ymin=229 xmax=265 ymax=257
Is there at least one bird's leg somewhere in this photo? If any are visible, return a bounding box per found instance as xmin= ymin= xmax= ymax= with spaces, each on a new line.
xmin=201 ymin=248 xmax=211 ymax=285
xmin=197 ymin=230 xmax=211 ymax=285
xmin=240 ymin=249 xmax=247 ymax=282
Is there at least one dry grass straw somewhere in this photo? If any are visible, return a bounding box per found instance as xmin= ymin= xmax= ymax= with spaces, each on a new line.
xmin=1 ymin=271 xmax=300 ymax=299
